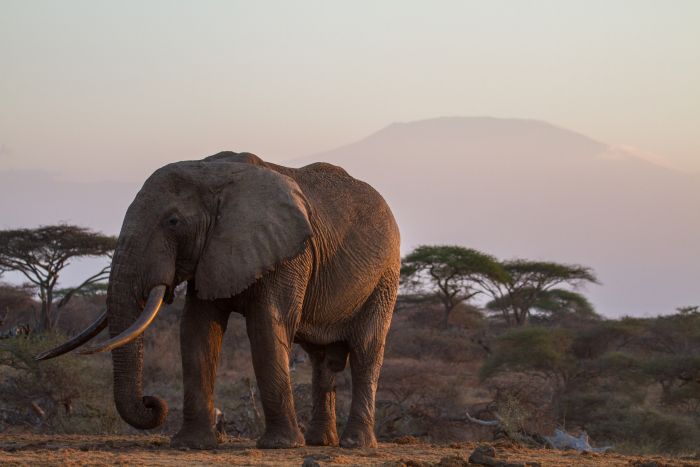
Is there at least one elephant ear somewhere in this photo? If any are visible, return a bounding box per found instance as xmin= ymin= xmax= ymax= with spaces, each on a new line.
xmin=194 ymin=164 xmax=313 ymax=300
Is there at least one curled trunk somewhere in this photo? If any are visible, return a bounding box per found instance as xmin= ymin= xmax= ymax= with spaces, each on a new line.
xmin=108 ymin=257 xmax=168 ymax=430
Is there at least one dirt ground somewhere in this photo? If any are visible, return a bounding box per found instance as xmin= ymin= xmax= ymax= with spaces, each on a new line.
xmin=1 ymin=434 xmax=699 ymax=467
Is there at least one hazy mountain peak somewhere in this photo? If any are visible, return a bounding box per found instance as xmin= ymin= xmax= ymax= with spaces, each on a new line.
xmin=370 ymin=115 xmax=602 ymax=143
xmin=294 ymin=117 xmax=699 ymax=317
xmin=302 ymin=117 xmax=608 ymax=168
xmin=0 ymin=117 xmax=696 ymax=316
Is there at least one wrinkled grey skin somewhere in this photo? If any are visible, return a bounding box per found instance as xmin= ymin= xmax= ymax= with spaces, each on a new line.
xmin=108 ymin=152 xmax=400 ymax=449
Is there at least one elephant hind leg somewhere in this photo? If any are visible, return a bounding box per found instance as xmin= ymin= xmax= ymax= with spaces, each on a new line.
xmin=325 ymin=341 xmax=349 ymax=372
xmin=300 ymin=342 xmax=344 ymax=446
xmin=340 ymin=270 xmax=398 ymax=449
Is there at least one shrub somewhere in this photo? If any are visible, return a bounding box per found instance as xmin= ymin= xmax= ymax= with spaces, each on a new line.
xmin=480 ymin=327 xmax=576 ymax=383
xmin=386 ymin=326 xmax=480 ymax=362
xmin=596 ymin=408 xmax=700 ymax=454
xmin=0 ymin=334 xmax=119 ymax=433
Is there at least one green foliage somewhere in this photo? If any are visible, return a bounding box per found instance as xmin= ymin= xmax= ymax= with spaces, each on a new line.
xmin=485 ymin=259 xmax=599 ymax=326
xmin=55 ymin=282 xmax=108 ymax=308
xmin=676 ymin=305 xmax=699 ymax=315
xmin=564 ymin=381 xmax=700 ymax=453
xmin=593 ymin=351 xmax=645 ymax=380
xmin=0 ymin=224 xmax=117 ymax=331
xmin=480 ymin=327 xmax=576 ymax=381
xmin=401 ymin=245 xmax=507 ymax=325
xmin=401 ymin=245 xmax=507 ymax=279
xmin=0 ymin=283 xmax=36 ymax=319
xmin=570 ymin=318 xmax=645 ymax=359
xmin=0 ymin=334 xmax=119 ymax=433
xmin=480 ymin=308 xmax=700 ymax=453
xmin=387 ymin=325 xmax=481 ymax=363
xmin=502 ymin=260 xmax=598 ymax=286
xmin=0 ymin=225 xmax=116 ymax=271
xmin=594 ymin=408 xmax=700 ymax=454
xmin=531 ymin=289 xmax=599 ymax=320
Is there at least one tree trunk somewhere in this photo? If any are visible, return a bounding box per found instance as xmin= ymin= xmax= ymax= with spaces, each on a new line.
xmin=443 ymin=302 xmax=454 ymax=327
xmin=37 ymin=287 xmax=51 ymax=332
xmin=514 ymin=307 xmax=529 ymax=326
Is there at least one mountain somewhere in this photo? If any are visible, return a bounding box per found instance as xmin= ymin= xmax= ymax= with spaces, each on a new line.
xmin=292 ymin=117 xmax=700 ymax=317
xmin=1 ymin=117 xmax=697 ymax=316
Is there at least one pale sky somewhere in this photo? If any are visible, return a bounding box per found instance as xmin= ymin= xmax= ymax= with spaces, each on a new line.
xmin=1 ymin=0 xmax=698 ymax=181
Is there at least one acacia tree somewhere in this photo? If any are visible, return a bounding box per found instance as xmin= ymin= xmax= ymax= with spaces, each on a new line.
xmin=484 ymin=260 xmax=598 ymax=326
xmin=401 ymin=245 xmax=508 ymax=326
xmin=0 ymin=225 xmax=116 ymax=331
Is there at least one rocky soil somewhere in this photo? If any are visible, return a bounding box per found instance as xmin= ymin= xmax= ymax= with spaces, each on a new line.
xmin=1 ymin=434 xmax=698 ymax=466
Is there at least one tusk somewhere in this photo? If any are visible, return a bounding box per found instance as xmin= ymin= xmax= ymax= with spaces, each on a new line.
xmin=34 ymin=310 xmax=108 ymax=361
xmin=77 ymin=285 xmax=166 ymax=355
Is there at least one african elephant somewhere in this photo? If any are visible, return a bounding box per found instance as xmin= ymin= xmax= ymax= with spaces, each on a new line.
xmin=37 ymin=152 xmax=400 ymax=449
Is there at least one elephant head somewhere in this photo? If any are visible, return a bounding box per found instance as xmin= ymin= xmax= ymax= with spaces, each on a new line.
xmin=37 ymin=155 xmax=313 ymax=430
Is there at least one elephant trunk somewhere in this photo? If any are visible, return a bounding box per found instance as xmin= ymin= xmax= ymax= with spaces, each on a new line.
xmin=108 ymin=250 xmax=168 ymax=430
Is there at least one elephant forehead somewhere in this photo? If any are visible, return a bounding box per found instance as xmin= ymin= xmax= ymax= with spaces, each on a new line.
xmin=146 ymin=161 xmax=252 ymax=187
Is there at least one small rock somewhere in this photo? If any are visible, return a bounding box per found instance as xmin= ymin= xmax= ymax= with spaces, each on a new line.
xmin=400 ymin=460 xmax=432 ymax=467
xmin=302 ymin=456 xmax=321 ymax=467
xmin=472 ymin=445 xmax=496 ymax=457
xmin=468 ymin=444 xmax=498 ymax=465
xmin=525 ymin=463 xmax=541 ymax=467
xmin=436 ymin=455 xmax=470 ymax=466
xmin=393 ymin=435 xmax=420 ymax=445
xmin=406 ymin=460 xmax=431 ymax=467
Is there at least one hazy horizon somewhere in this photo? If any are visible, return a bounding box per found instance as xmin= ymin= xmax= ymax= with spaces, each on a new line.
xmin=0 ymin=2 xmax=698 ymax=318
xmin=1 ymin=115 xmax=697 ymax=318
xmin=1 ymin=1 xmax=699 ymax=182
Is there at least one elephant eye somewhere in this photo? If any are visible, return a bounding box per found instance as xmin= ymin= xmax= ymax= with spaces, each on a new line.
xmin=168 ymin=217 xmax=178 ymax=226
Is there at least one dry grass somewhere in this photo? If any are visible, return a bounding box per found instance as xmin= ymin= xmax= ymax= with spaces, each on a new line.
xmin=1 ymin=434 xmax=698 ymax=466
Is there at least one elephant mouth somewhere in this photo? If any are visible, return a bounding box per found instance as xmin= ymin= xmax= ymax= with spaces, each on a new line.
xmin=164 ymin=285 xmax=176 ymax=304
xmin=35 ymin=285 xmax=167 ymax=360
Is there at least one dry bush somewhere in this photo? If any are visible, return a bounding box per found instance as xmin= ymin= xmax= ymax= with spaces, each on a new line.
xmin=377 ymin=358 xmax=478 ymax=441
xmin=54 ymin=294 xmax=107 ymax=333
xmin=482 ymin=371 xmax=558 ymax=436
xmin=0 ymin=334 xmax=119 ymax=433
xmin=449 ymin=302 xmax=486 ymax=329
xmin=393 ymin=304 xmax=445 ymax=329
xmin=563 ymin=381 xmax=700 ymax=454
xmin=0 ymin=283 xmax=37 ymax=331
xmin=386 ymin=323 xmax=483 ymax=363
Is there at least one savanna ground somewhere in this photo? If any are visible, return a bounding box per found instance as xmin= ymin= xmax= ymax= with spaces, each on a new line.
xmin=2 ymin=281 xmax=700 ymax=466
xmin=1 ymin=434 xmax=699 ymax=466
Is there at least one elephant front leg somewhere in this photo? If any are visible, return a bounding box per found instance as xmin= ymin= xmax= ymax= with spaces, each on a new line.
xmin=247 ymin=309 xmax=304 ymax=449
xmin=171 ymin=296 xmax=228 ymax=449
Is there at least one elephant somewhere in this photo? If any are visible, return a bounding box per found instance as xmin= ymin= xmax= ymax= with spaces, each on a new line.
xmin=37 ymin=151 xmax=400 ymax=450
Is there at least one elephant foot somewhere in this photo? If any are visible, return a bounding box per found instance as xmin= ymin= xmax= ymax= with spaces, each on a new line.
xmin=340 ymin=424 xmax=377 ymax=449
xmin=256 ymin=425 xmax=305 ymax=449
xmin=305 ymin=424 xmax=339 ymax=446
xmin=171 ymin=428 xmax=219 ymax=450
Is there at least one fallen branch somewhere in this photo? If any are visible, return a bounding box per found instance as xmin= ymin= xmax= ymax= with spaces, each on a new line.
xmin=464 ymin=411 xmax=501 ymax=426
xmin=464 ymin=410 xmax=611 ymax=452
